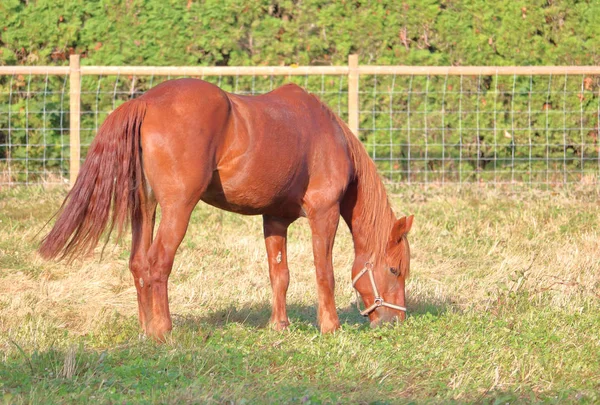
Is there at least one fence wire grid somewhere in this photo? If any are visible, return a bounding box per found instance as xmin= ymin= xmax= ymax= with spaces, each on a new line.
xmin=1 ymin=70 xmax=600 ymax=189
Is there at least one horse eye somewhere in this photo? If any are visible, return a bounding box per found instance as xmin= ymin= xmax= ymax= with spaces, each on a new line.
xmin=389 ymin=267 xmax=399 ymax=276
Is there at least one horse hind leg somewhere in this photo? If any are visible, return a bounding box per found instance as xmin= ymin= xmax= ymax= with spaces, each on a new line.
xmin=130 ymin=164 xmax=210 ymax=341
xmin=137 ymin=123 xmax=216 ymax=340
xmin=129 ymin=185 xmax=157 ymax=335
xmin=139 ymin=201 xmax=197 ymax=341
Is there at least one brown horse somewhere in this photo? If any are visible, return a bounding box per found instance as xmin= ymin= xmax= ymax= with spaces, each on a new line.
xmin=39 ymin=78 xmax=413 ymax=341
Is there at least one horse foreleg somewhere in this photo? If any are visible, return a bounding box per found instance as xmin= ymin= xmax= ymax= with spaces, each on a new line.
xmin=263 ymin=215 xmax=295 ymax=330
xmin=308 ymin=205 xmax=341 ymax=333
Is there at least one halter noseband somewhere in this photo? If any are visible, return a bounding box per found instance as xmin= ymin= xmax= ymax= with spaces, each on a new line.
xmin=352 ymin=262 xmax=407 ymax=317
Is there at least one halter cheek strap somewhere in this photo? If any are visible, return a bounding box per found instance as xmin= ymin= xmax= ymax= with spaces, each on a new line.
xmin=352 ymin=262 xmax=407 ymax=317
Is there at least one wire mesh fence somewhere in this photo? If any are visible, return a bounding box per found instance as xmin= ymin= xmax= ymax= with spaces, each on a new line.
xmin=0 ymin=73 xmax=70 ymax=185
xmin=361 ymin=73 xmax=600 ymax=187
xmin=1 ymin=61 xmax=600 ymax=189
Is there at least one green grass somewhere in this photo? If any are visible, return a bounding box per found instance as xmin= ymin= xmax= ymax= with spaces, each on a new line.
xmin=1 ymin=186 xmax=600 ymax=404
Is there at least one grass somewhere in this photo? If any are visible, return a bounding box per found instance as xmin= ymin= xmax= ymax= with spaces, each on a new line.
xmin=1 ymin=185 xmax=599 ymax=404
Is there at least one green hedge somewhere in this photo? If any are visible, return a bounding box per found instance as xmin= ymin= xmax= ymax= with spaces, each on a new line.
xmin=2 ymin=0 xmax=599 ymax=67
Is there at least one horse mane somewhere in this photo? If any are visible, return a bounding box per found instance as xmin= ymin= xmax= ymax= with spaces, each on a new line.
xmin=309 ymin=93 xmax=396 ymax=259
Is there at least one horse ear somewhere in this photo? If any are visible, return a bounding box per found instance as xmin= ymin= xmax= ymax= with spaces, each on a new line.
xmin=390 ymin=215 xmax=414 ymax=244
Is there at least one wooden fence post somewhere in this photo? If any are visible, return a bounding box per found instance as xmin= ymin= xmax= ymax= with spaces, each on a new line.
xmin=69 ymin=54 xmax=81 ymax=187
xmin=348 ymin=54 xmax=359 ymax=137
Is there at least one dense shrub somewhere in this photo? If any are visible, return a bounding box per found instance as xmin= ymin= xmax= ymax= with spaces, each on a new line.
xmin=2 ymin=0 xmax=599 ymax=67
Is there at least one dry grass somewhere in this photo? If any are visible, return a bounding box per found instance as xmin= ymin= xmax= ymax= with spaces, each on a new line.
xmin=1 ymin=185 xmax=599 ymax=403
xmin=1 ymin=186 xmax=599 ymax=339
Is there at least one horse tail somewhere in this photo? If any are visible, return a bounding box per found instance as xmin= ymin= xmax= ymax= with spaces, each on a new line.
xmin=39 ymin=98 xmax=147 ymax=261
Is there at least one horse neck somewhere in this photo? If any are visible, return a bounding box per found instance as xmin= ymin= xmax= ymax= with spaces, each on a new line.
xmin=311 ymin=94 xmax=395 ymax=266
xmin=341 ymin=175 xmax=396 ymax=268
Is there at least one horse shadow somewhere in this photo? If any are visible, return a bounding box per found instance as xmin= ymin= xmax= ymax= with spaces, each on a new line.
xmin=172 ymin=296 xmax=453 ymax=331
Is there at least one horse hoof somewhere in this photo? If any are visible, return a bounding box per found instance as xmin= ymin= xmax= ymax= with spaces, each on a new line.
xmin=271 ymin=319 xmax=290 ymax=331
xmin=144 ymin=321 xmax=172 ymax=343
xmin=319 ymin=321 xmax=341 ymax=334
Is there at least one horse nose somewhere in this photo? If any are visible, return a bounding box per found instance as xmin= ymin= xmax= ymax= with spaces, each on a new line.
xmin=369 ymin=308 xmax=405 ymax=327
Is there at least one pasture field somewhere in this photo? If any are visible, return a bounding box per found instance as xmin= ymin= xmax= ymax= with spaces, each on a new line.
xmin=0 ymin=186 xmax=599 ymax=404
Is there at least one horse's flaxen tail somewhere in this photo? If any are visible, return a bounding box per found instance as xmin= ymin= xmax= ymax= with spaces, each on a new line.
xmin=39 ymin=99 xmax=147 ymax=261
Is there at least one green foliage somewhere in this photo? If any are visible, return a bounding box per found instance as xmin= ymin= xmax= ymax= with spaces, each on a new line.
xmin=2 ymin=0 xmax=599 ymax=67
xmin=1 ymin=0 xmax=600 ymax=183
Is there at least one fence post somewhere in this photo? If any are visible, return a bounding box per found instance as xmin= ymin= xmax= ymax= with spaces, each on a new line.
xmin=69 ymin=54 xmax=81 ymax=187
xmin=348 ymin=54 xmax=359 ymax=137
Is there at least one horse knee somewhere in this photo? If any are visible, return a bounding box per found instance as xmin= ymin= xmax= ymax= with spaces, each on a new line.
xmin=315 ymin=270 xmax=334 ymax=287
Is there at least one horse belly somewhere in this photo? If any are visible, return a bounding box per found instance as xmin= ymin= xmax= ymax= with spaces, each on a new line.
xmin=201 ymin=169 xmax=305 ymax=217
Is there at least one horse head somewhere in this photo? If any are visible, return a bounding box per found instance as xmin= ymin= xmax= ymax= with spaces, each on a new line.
xmin=353 ymin=215 xmax=414 ymax=326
